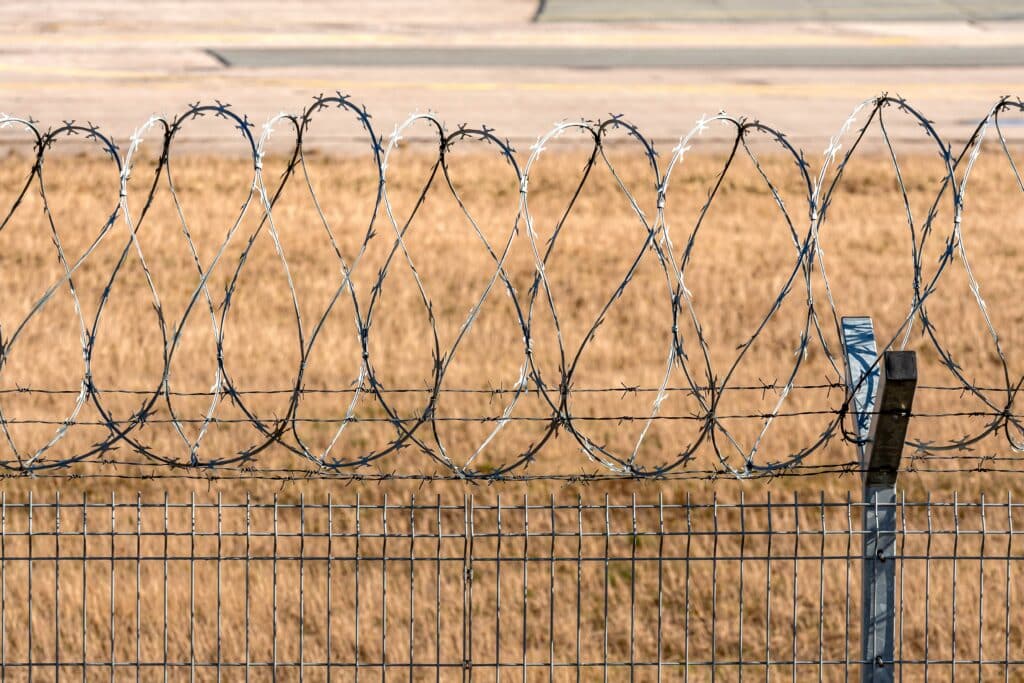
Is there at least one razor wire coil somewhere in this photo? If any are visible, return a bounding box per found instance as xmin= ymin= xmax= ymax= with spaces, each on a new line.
xmin=0 ymin=93 xmax=1022 ymax=480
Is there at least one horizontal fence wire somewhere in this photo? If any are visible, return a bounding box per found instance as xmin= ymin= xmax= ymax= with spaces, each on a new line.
xmin=0 ymin=493 xmax=1015 ymax=679
xmin=0 ymin=93 xmax=1022 ymax=480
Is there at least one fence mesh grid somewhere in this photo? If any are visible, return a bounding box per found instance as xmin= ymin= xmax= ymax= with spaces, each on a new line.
xmin=0 ymin=493 xmax=1014 ymax=679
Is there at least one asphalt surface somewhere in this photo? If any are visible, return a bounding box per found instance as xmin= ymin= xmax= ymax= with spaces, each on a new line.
xmin=213 ymin=45 xmax=1024 ymax=70
xmin=537 ymin=0 xmax=1024 ymax=22
xmin=3 ymin=1 xmax=1024 ymax=152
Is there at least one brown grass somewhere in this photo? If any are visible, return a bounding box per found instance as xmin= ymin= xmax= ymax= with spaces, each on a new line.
xmin=0 ymin=133 xmax=1021 ymax=678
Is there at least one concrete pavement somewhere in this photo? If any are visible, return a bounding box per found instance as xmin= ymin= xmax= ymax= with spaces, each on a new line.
xmin=537 ymin=0 xmax=1024 ymax=22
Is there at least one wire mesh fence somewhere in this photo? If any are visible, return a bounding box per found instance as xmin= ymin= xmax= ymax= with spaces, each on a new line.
xmin=0 ymin=492 xmax=1014 ymax=679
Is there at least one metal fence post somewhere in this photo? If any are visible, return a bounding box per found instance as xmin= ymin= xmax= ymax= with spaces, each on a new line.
xmin=842 ymin=317 xmax=917 ymax=683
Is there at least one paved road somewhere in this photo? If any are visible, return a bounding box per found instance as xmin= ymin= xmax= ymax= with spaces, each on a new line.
xmin=537 ymin=0 xmax=1024 ymax=22
xmin=1 ymin=1 xmax=1022 ymax=153
xmin=214 ymin=45 xmax=1024 ymax=69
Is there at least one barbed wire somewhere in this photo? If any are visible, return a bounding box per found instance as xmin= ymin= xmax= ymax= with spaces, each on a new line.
xmin=0 ymin=93 xmax=1022 ymax=480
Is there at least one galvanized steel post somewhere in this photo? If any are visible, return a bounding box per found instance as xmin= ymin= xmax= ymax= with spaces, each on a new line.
xmin=842 ymin=317 xmax=917 ymax=683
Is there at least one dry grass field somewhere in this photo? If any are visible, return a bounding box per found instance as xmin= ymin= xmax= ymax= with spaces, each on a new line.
xmin=0 ymin=122 xmax=1021 ymax=677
